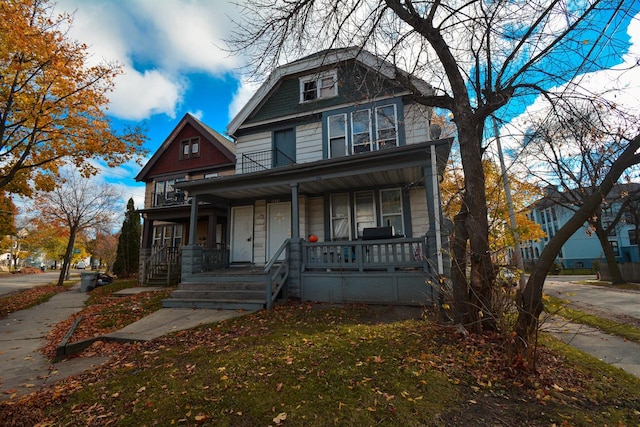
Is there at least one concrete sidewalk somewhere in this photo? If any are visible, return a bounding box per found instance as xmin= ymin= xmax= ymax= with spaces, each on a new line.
xmin=0 ymin=284 xmax=250 ymax=401
xmin=541 ymin=315 xmax=640 ymax=378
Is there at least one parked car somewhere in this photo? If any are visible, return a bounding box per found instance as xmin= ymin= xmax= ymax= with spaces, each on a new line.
xmin=76 ymin=261 xmax=87 ymax=269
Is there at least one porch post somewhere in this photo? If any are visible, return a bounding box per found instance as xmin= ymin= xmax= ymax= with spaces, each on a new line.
xmin=139 ymin=217 xmax=153 ymax=285
xmin=208 ymin=214 xmax=217 ymax=248
xmin=182 ymin=195 xmax=203 ymax=280
xmin=288 ymin=183 xmax=301 ymax=299
xmin=189 ymin=195 xmax=199 ymax=245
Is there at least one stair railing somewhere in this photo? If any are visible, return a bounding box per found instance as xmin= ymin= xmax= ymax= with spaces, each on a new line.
xmin=264 ymin=239 xmax=290 ymax=309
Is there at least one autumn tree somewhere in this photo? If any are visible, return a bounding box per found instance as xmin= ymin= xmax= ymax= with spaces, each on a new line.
xmin=91 ymin=231 xmax=119 ymax=273
xmin=0 ymin=0 xmax=146 ymax=197
xmin=229 ymin=0 xmax=639 ymax=333
xmin=441 ymin=157 xmax=545 ymax=264
xmin=112 ymin=198 xmax=141 ymax=278
xmin=33 ymin=170 xmax=120 ymax=286
xmin=514 ymin=96 xmax=640 ymax=340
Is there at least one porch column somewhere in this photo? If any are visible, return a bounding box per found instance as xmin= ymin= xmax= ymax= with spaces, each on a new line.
xmin=208 ymin=214 xmax=217 ymax=248
xmin=141 ymin=217 xmax=154 ymax=249
xmin=288 ymin=183 xmax=301 ymax=298
xmin=188 ymin=195 xmax=199 ymax=245
xmin=139 ymin=217 xmax=153 ymax=285
xmin=424 ymin=146 xmax=444 ymax=276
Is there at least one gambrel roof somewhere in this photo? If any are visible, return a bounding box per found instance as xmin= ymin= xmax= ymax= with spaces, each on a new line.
xmin=227 ymin=47 xmax=434 ymax=136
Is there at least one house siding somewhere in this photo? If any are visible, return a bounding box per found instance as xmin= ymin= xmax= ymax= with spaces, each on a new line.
xmin=246 ymin=62 xmax=406 ymax=125
xmin=296 ymin=122 xmax=323 ymax=164
xmin=235 ymin=131 xmax=271 ymax=174
xmin=410 ymin=188 xmax=429 ymax=236
xmin=306 ymin=197 xmax=325 ymax=241
xmin=404 ymin=103 xmax=431 ymax=145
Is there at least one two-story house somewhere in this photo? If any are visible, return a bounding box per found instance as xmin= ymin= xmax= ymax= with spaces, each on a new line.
xmin=135 ymin=113 xmax=236 ymax=285
xmin=521 ymin=183 xmax=640 ymax=270
xmin=161 ymin=47 xmax=453 ymax=310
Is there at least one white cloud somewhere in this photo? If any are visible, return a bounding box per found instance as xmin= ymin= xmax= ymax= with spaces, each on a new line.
xmin=228 ymin=77 xmax=261 ymax=127
xmin=109 ymin=69 xmax=185 ymax=120
xmin=54 ymin=0 xmax=245 ymax=121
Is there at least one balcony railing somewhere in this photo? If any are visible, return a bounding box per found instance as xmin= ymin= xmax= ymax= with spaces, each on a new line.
xmin=241 ymin=148 xmax=296 ymax=173
xmin=301 ymin=237 xmax=429 ymax=272
xmin=154 ymin=191 xmax=187 ymax=207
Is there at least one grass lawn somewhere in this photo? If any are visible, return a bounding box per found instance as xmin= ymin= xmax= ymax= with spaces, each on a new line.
xmin=1 ymin=303 xmax=639 ymax=426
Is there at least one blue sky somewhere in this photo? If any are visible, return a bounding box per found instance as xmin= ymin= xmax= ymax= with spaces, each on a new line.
xmin=49 ymin=0 xmax=640 ymax=212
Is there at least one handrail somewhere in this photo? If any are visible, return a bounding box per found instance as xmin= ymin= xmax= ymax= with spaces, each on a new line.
xmin=264 ymin=238 xmax=290 ymax=309
xmin=143 ymin=246 xmax=181 ymax=285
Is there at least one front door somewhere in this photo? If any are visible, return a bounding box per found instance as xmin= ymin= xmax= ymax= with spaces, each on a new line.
xmin=231 ymin=206 xmax=254 ymax=263
xmin=273 ymin=128 xmax=295 ymax=167
xmin=267 ymin=202 xmax=291 ymax=261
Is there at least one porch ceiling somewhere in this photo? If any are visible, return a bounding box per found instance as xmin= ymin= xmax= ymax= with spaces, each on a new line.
xmin=176 ymin=138 xmax=452 ymax=202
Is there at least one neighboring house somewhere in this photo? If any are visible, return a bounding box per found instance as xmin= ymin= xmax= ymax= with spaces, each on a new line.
xmin=135 ymin=113 xmax=236 ymax=285
xmin=161 ymin=47 xmax=452 ymax=310
xmin=521 ymin=183 xmax=640 ymax=270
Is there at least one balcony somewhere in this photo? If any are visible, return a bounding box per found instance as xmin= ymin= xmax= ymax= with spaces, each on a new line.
xmin=154 ymin=191 xmax=188 ymax=207
xmin=241 ymin=148 xmax=295 ymax=174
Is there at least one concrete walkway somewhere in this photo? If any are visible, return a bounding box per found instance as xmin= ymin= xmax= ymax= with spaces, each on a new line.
xmin=0 ymin=284 xmax=250 ymax=401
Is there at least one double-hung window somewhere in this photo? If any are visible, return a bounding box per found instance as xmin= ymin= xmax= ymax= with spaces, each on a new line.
xmin=300 ymin=70 xmax=337 ymax=102
xmin=351 ymin=110 xmax=372 ymax=153
xmin=328 ymin=114 xmax=348 ymax=158
xmin=327 ymin=103 xmax=399 ymax=158
xmin=180 ymin=137 xmax=200 ymax=159
xmin=155 ymin=179 xmax=175 ymax=206
xmin=375 ymin=105 xmax=398 ymax=149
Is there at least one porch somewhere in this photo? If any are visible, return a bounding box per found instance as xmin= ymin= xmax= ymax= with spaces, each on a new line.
xmin=165 ymin=236 xmax=441 ymax=309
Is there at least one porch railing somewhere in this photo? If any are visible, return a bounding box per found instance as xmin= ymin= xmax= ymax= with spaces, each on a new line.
xmin=264 ymin=238 xmax=290 ymax=309
xmin=143 ymin=246 xmax=181 ymax=285
xmin=201 ymin=244 xmax=229 ymax=271
xmin=301 ymin=237 xmax=428 ymax=272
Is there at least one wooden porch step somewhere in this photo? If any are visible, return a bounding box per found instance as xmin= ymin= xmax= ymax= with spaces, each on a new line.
xmin=169 ymin=288 xmax=266 ymax=301
xmin=176 ymin=281 xmax=265 ymax=291
xmin=162 ymin=298 xmax=265 ymax=311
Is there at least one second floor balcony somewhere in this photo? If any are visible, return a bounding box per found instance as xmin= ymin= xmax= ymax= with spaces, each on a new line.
xmin=241 ymin=148 xmax=296 ymax=174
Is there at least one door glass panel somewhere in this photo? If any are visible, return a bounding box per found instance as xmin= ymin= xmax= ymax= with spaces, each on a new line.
xmin=331 ymin=193 xmax=350 ymax=240
xmin=380 ymin=189 xmax=403 ymax=235
xmin=355 ymin=191 xmax=376 ymax=237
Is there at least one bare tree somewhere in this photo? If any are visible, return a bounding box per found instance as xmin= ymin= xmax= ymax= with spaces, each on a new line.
xmin=33 ymin=170 xmax=120 ymax=286
xmin=229 ymin=0 xmax=639 ymax=333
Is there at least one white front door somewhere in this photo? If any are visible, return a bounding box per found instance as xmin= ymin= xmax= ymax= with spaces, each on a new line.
xmin=231 ymin=206 xmax=254 ymax=263
xmin=267 ymin=202 xmax=291 ymax=261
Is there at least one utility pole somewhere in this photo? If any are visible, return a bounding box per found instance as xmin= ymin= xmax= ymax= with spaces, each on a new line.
xmin=492 ymin=116 xmax=526 ymax=289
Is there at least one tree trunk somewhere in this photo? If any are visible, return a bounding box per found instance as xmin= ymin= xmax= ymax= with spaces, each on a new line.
xmin=451 ymin=204 xmax=470 ymax=324
xmin=57 ymin=229 xmax=77 ymax=287
xmin=593 ymin=220 xmax=624 ymax=284
xmin=452 ymin=120 xmax=496 ymax=332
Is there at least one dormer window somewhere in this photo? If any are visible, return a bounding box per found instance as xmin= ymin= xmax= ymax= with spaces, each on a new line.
xmin=180 ymin=137 xmax=200 ymax=159
xmin=300 ymin=70 xmax=337 ymax=103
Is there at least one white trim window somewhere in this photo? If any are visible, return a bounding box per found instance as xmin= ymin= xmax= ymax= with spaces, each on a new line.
xmin=300 ymin=70 xmax=338 ymax=102
xmin=153 ymin=224 xmax=183 ymax=247
xmin=154 ymin=179 xmax=175 ymax=206
xmin=180 ymin=137 xmax=200 ymax=159
xmin=330 ymin=193 xmax=351 ymax=240
xmin=380 ymin=188 xmax=404 ymax=236
xmin=375 ymin=105 xmax=398 ymax=149
xmin=351 ymin=109 xmax=372 ymax=153
xmin=328 ymin=113 xmax=348 ymax=158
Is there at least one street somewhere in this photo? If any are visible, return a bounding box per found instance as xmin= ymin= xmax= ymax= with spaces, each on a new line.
xmin=544 ymin=277 xmax=640 ymax=325
xmin=0 ymin=271 xmax=66 ymax=297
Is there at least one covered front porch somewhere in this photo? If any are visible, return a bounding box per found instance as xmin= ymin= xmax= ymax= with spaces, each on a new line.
xmin=169 ymin=139 xmax=452 ymax=309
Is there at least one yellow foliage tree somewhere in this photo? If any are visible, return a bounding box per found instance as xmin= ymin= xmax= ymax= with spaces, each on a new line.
xmin=0 ymin=0 xmax=146 ymax=196
xmin=441 ymin=156 xmax=545 ymax=264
